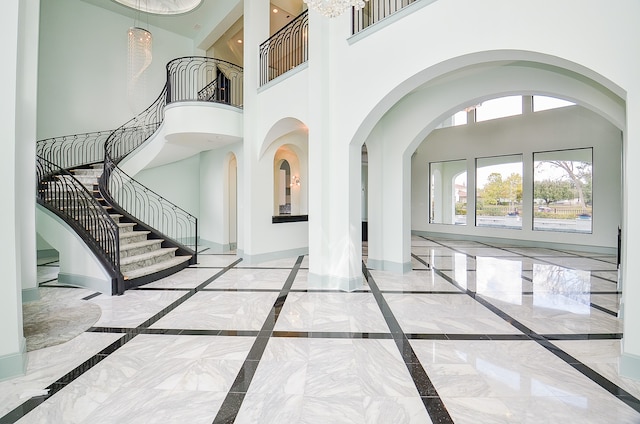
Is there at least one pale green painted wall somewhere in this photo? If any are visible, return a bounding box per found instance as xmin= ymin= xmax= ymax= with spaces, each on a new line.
xmin=37 ymin=0 xmax=195 ymax=139
xmin=133 ymin=154 xmax=201 ymax=217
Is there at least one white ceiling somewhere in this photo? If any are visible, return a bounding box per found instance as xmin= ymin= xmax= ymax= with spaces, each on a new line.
xmin=81 ymin=0 xmax=242 ymax=48
xmin=81 ymin=0 xmax=302 ymax=48
xmin=112 ymin=0 xmax=203 ymax=15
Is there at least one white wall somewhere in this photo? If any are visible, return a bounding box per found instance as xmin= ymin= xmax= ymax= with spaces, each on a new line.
xmin=37 ymin=0 xmax=195 ymax=138
xmin=412 ymin=105 xmax=621 ymax=248
xmin=199 ymin=143 xmax=242 ymax=251
xmin=133 ymin=154 xmax=201 ymax=217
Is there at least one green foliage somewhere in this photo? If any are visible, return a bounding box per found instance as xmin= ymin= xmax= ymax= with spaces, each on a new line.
xmin=478 ymin=172 xmax=522 ymax=205
xmin=534 ymin=179 xmax=574 ymax=205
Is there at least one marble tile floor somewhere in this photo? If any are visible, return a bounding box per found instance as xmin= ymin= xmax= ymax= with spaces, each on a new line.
xmin=2 ymin=238 xmax=636 ymax=423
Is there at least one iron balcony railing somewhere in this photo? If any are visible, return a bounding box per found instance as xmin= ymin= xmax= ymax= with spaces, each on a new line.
xmin=167 ymin=57 xmax=243 ymax=106
xmin=259 ymin=10 xmax=309 ymax=86
xmin=352 ymin=0 xmax=417 ymax=34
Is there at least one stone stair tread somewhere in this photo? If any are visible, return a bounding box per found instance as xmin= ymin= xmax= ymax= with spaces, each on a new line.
xmin=120 ymin=230 xmax=151 ymax=240
xmin=120 ymin=247 xmax=178 ymax=266
xmin=124 ymin=255 xmax=191 ymax=280
xmin=120 ymin=239 xmax=164 ymax=252
xmin=117 ymin=222 xmax=136 ymax=229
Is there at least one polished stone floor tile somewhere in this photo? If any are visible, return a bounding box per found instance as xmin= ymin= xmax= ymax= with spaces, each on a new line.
xmin=412 ymin=339 xmax=640 ymax=423
xmin=235 ymin=256 xmax=299 ymax=269
xmin=290 ymin=269 xmax=371 ymax=291
xmin=410 ymin=256 xmax=430 ymax=270
xmin=7 ymin=241 xmax=630 ymax=424
xmin=150 ymin=291 xmax=280 ymax=331
xmin=275 ymin=293 xmax=389 ymax=332
xmin=371 ymin=269 xmax=462 ymax=292
xmin=411 ymin=245 xmax=455 ymax=256
xmin=485 ymin=295 xmax=622 ymax=334
xmin=142 ymin=267 xmax=221 ymax=289
xmin=452 ymin=247 xmax=527 ymax=257
xmin=90 ymin=290 xmax=186 ymax=328
xmin=191 ymin=254 xmax=239 ymax=268
xmin=0 ymin=332 xmax=123 ymax=417
xmin=236 ymin=338 xmax=431 ymax=424
xmin=206 ymin=268 xmax=290 ymax=290
xmin=554 ymin=340 xmax=640 ymax=400
xmin=36 ymin=265 xmax=59 ymax=284
xmin=540 ymin=256 xmax=619 ymax=271
xmin=417 ymin=254 xmax=476 ymax=271
xmin=385 ymin=293 xmax=521 ymax=334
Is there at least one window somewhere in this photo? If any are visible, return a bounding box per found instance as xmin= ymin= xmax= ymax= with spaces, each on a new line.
xmin=533 ymin=95 xmax=575 ymax=112
xmin=533 ymin=148 xmax=592 ymax=233
xmin=476 ymin=155 xmax=523 ymax=229
xmin=430 ymin=160 xmax=467 ymax=225
xmin=475 ymin=96 xmax=522 ymax=122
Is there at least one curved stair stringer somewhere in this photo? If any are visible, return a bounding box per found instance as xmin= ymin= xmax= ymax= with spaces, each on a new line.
xmin=36 ymin=203 xmax=118 ymax=294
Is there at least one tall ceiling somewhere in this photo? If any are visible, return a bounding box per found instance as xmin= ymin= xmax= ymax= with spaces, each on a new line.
xmin=81 ymin=0 xmax=303 ymax=50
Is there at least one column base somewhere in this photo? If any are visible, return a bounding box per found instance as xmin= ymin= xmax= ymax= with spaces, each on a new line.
xmin=620 ymin=351 xmax=640 ymax=381
xmin=366 ymin=258 xmax=412 ymax=273
xmin=21 ymin=287 xmax=40 ymax=303
xmin=0 ymin=338 xmax=27 ymax=381
xmin=308 ymin=272 xmax=362 ymax=292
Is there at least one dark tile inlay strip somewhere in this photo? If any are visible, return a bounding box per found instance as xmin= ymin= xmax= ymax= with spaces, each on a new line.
xmin=418 ymin=236 xmax=640 ymax=415
xmin=272 ymin=331 xmax=393 ymax=339
xmin=411 ymin=253 xmax=431 ymax=269
xmin=363 ymin=263 xmax=454 ymax=424
xmin=37 ymin=278 xmax=59 ymax=287
xmin=213 ymin=256 xmax=303 ymax=424
xmin=81 ymin=292 xmax=102 ymax=301
xmin=590 ymin=303 xmax=618 ymax=317
xmin=0 ymin=258 xmax=243 ymax=424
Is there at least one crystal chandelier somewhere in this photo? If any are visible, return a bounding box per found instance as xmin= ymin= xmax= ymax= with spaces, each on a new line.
xmin=127 ymin=26 xmax=152 ymax=113
xmin=303 ymin=0 xmax=369 ymax=18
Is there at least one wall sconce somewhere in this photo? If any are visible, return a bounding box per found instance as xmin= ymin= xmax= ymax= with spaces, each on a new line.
xmin=290 ymin=176 xmax=300 ymax=187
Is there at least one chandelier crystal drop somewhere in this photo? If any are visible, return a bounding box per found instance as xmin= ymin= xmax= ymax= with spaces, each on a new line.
xmin=127 ymin=27 xmax=152 ymax=113
xmin=303 ymin=0 xmax=368 ymax=18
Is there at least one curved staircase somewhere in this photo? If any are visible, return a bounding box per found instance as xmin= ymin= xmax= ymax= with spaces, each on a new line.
xmin=36 ymin=57 xmax=243 ymax=294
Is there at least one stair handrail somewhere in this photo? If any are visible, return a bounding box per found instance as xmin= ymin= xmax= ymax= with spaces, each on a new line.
xmin=101 ymin=57 xmax=243 ymax=261
xmin=36 ymin=155 xmax=124 ymax=294
xmin=36 ymin=130 xmax=112 ymax=170
xmin=102 ymin=154 xmax=198 ymax=253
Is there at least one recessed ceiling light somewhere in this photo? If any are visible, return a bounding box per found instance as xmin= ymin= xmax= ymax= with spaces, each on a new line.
xmin=273 ymin=8 xmax=278 ymax=13
xmin=237 ymin=39 xmax=243 ymax=44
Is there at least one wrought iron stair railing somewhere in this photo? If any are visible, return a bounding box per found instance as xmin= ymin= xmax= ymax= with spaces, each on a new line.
xmin=36 ymin=154 xmax=124 ymax=294
xmin=36 ymin=56 xmax=243 ymax=293
xmin=101 ymin=57 xmax=245 ymax=265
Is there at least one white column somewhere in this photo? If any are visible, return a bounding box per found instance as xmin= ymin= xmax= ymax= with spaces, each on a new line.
xmin=307 ymin=11 xmax=362 ymax=290
xmin=239 ymin=0 xmax=269 ymax=258
xmin=18 ymin=0 xmax=39 ymax=302
xmin=620 ymin=90 xmax=640 ymax=379
xmin=380 ymin=150 xmax=412 ymax=272
xmin=0 ymin=0 xmax=37 ymax=380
